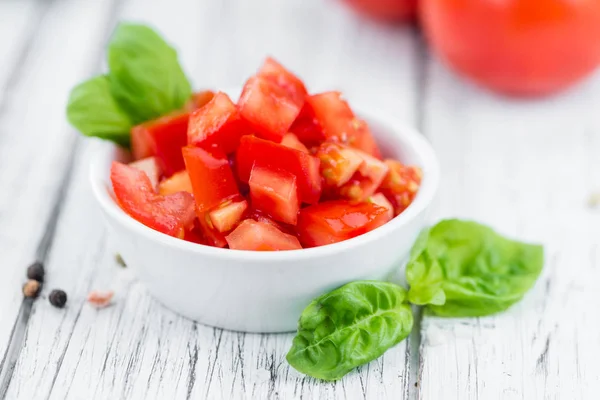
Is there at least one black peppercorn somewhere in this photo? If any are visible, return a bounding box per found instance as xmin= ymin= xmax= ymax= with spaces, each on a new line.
xmin=49 ymin=289 xmax=67 ymax=308
xmin=26 ymin=261 xmax=45 ymax=282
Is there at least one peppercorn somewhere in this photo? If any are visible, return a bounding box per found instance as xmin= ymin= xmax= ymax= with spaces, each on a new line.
xmin=23 ymin=280 xmax=41 ymax=298
xmin=49 ymin=289 xmax=67 ymax=308
xmin=26 ymin=261 xmax=45 ymax=282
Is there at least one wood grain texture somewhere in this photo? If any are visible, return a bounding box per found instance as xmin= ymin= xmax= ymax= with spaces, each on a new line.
xmin=417 ymin=59 xmax=600 ymax=400
xmin=3 ymin=0 xmax=422 ymax=399
xmin=0 ymin=0 xmax=120 ymax=384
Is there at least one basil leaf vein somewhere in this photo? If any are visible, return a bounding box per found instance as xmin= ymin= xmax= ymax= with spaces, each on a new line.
xmin=286 ymin=281 xmax=413 ymax=381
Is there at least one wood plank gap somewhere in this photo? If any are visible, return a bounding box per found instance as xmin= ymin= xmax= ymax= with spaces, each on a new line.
xmin=407 ymin=23 xmax=429 ymax=400
xmin=0 ymin=0 xmax=124 ymax=392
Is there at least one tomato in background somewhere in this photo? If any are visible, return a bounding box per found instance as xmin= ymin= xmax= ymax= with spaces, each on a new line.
xmin=343 ymin=0 xmax=417 ymax=21
xmin=421 ymin=0 xmax=600 ymax=96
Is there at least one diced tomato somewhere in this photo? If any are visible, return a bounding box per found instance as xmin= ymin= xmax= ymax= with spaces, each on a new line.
xmin=158 ymin=170 xmax=193 ymax=196
xmin=316 ymin=143 xmax=364 ymax=187
xmin=184 ymin=90 xmax=215 ymax=112
xmin=280 ymin=133 xmax=309 ymax=153
xmin=306 ymin=92 xmax=382 ymax=158
xmin=225 ymin=219 xmax=302 ymax=251
xmin=289 ymin=102 xmax=325 ymax=146
xmin=246 ymin=208 xmax=297 ymax=236
xmin=110 ymin=162 xmax=195 ymax=238
xmin=184 ymin=221 xmax=208 ymax=245
xmin=208 ymin=199 xmax=248 ymax=233
xmin=339 ymin=174 xmax=378 ymax=201
xmin=131 ymin=112 xmax=189 ymax=176
xmin=258 ymin=57 xmax=308 ymax=105
xmin=238 ymin=76 xmax=303 ymax=142
xmin=296 ymin=200 xmax=391 ymax=247
xmin=353 ymin=119 xmax=382 ymax=159
xmin=236 ymin=136 xmax=322 ymax=204
xmin=379 ymin=160 xmax=422 ymax=216
xmin=129 ymin=157 xmax=163 ymax=192
xmin=188 ymin=92 xmax=249 ymax=154
xmin=249 ymin=164 xmax=299 ymax=225
xmin=182 ymin=147 xmax=240 ymax=212
xmin=369 ymin=193 xmax=394 ymax=220
xmin=197 ymin=212 xmax=228 ymax=247
xmin=337 ymin=150 xmax=389 ymax=201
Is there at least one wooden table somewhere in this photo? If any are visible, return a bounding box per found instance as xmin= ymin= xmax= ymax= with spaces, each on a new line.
xmin=0 ymin=0 xmax=598 ymax=398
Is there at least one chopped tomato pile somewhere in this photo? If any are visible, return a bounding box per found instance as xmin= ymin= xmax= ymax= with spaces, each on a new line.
xmin=110 ymin=58 xmax=422 ymax=251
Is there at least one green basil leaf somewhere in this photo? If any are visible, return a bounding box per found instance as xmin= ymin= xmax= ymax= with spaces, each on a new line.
xmin=286 ymin=281 xmax=413 ymax=381
xmin=107 ymin=23 xmax=191 ymax=124
xmin=406 ymin=219 xmax=544 ymax=317
xmin=66 ymin=75 xmax=132 ymax=146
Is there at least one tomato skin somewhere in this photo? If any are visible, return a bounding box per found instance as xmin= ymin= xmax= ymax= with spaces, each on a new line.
xmin=249 ymin=164 xmax=300 ymax=225
xmin=225 ymin=219 xmax=302 ymax=251
xmin=182 ymin=147 xmax=240 ymax=213
xmin=236 ymin=136 xmax=322 ymax=204
xmin=296 ymin=200 xmax=391 ymax=247
xmin=421 ymin=0 xmax=600 ymax=96
xmin=184 ymin=90 xmax=215 ymax=111
xmin=238 ymin=76 xmax=303 ymax=142
xmin=343 ymin=0 xmax=417 ymax=21
xmin=307 ymin=92 xmax=382 ymax=158
xmin=110 ymin=162 xmax=195 ymax=238
xmin=258 ymin=57 xmax=308 ymax=106
xmin=187 ymin=92 xmax=249 ymax=154
xmin=289 ymin=102 xmax=325 ymax=146
xmin=131 ymin=112 xmax=189 ymax=176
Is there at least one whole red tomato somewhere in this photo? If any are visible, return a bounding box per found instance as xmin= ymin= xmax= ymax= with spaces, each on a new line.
xmin=343 ymin=0 xmax=417 ymax=21
xmin=420 ymin=0 xmax=600 ymax=96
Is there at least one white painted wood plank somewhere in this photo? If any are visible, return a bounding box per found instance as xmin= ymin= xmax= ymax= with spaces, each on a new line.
xmin=6 ymin=0 xmax=422 ymax=398
xmin=0 ymin=0 xmax=39 ymax=105
xmin=0 ymin=0 xmax=118 ymax=376
xmin=417 ymin=59 xmax=600 ymax=399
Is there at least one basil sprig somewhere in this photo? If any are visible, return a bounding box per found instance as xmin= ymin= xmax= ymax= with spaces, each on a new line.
xmin=66 ymin=23 xmax=192 ymax=146
xmin=406 ymin=220 xmax=544 ymax=317
xmin=287 ymin=219 xmax=544 ymax=381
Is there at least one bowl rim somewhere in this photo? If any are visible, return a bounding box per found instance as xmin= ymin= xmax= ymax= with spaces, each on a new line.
xmin=89 ymin=106 xmax=439 ymax=262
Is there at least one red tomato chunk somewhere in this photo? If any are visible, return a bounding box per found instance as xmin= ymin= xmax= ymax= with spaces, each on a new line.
xmin=236 ymin=136 xmax=321 ymax=204
xmin=249 ymin=164 xmax=300 ymax=225
xmin=187 ymin=92 xmax=249 ymax=154
xmin=111 ymin=162 xmax=195 ymax=238
xmin=182 ymin=146 xmax=240 ymax=213
xmin=296 ymin=200 xmax=391 ymax=247
xmin=226 ymin=219 xmax=302 ymax=251
xmin=131 ymin=112 xmax=189 ymax=177
xmin=258 ymin=57 xmax=307 ymax=106
xmin=238 ymin=76 xmax=303 ymax=142
xmin=307 ymin=92 xmax=382 ymax=158
xmin=129 ymin=157 xmax=163 ymax=192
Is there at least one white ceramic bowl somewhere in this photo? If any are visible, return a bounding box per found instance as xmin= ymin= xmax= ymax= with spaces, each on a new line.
xmin=90 ymin=107 xmax=439 ymax=333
